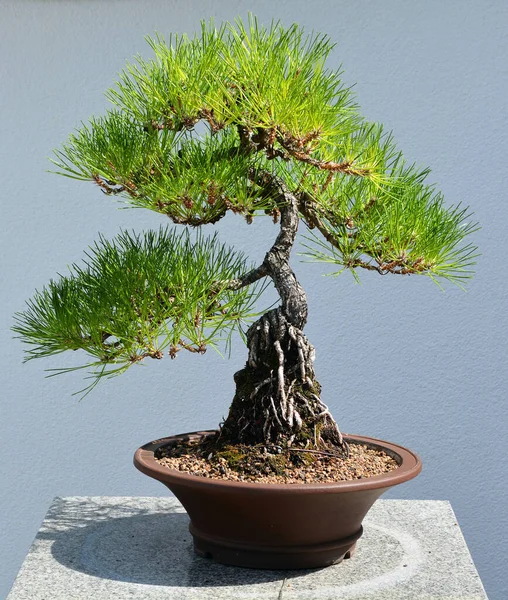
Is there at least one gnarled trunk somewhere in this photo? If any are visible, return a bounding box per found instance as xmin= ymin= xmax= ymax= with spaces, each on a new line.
xmin=219 ymin=174 xmax=346 ymax=452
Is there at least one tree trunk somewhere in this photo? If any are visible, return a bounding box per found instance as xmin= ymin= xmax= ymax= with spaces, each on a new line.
xmin=219 ymin=174 xmax=346 ymax=452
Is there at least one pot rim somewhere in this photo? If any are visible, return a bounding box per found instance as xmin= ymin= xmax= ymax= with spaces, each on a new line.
xmin=134 ymin=430 xmax=422 ymax=493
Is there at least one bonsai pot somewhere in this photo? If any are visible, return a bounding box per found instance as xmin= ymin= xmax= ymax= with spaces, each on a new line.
xmin=134 ymin=430 xmax=422 ymax=569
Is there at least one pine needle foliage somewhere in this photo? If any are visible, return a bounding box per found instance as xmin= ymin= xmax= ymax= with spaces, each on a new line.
xmin=291 ymin=139 xmax=479 ymax=283
xmin=51 ymin=114 xmax=276 ymax=225
xmin=16 ymin=16 xmax=478 ymax=393
xmin=105 ymin=17 xmax=358 ymax=141
xmin=13 ymin=229 xmax=263 ymax=391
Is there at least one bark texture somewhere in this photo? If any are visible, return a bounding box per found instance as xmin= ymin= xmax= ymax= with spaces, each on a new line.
xmin=219 ymin=174 xmax=347 ymax=452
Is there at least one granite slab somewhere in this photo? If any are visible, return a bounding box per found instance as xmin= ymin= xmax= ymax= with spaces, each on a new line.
xmin=6 ymin=497 xmax=488 ymax=599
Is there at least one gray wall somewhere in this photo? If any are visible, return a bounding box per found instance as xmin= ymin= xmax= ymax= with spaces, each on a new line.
xmin=1 ymin=1 xmax=506 ymax=597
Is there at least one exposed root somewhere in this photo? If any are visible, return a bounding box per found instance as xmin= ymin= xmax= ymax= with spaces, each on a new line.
xmin=274 ymin=339 xmax=287 ymax=406
xmin=220 ymin=307 xmax=347 ymax=455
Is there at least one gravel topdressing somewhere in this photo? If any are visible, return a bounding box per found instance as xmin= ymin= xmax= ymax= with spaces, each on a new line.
xmin=155 ymin=438 xmax=399 ymax=484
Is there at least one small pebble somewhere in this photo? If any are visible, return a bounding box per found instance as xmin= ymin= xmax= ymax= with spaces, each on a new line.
xmin=155 ymin=440 xmax=399 ymax=484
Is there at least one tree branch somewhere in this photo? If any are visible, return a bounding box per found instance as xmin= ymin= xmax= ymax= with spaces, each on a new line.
xmin=298 ymin=191 xmax=343 ymax=250
xmin=249 ymin=170 xmax=308 ymax=329
xmin=224 ymin=264 xmax=269 ymax=290
xmin=299 ymin=191 xmax=428 ymax=276
xmin=276 ymin=135 xmax=371 ymax=176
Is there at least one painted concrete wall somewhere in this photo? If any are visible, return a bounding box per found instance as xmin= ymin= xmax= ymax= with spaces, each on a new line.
xmin=1 ymin=1 xmax=506 ymax=597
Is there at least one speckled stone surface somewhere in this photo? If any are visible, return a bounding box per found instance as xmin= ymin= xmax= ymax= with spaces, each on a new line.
xmin=6 ymin=497 xmax=488 ymax=599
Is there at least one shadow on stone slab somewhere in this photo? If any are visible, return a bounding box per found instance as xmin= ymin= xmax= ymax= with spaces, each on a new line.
xmin=46 ymin=509 xmax=319 ymax=587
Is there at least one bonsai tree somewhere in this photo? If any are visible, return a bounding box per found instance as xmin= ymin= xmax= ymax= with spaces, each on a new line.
xmin=14 ymin=18 xmax=476 ymax=458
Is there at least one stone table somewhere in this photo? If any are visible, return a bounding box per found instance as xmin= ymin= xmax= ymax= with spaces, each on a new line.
xmin=7 ymin=497 xmax=488 ymax=599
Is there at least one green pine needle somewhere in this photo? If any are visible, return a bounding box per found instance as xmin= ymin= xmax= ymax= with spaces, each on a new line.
xmin=298 ymin=162 xmax=479 ymax=284
xmin=13 ymin=228 xmax=266 ymax=391
xmin=15 ymin=16 xmax=478 ymax=396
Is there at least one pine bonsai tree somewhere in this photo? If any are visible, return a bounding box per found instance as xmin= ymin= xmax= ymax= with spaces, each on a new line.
xmin=14 ymin=18 xmax=477 ymax=458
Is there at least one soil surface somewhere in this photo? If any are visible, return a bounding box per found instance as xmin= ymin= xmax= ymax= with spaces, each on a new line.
xmin=155 ymin=437 xmax=399 ymax=484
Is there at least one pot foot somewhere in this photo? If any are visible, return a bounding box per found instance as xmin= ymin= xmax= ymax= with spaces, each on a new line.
xmin=194 ymin=547 xmax=213 ymax=559
xmin=344 ymin=542 xmax=357 ymax=559
xmin=190 ymin=524 xmax=363 ymax=570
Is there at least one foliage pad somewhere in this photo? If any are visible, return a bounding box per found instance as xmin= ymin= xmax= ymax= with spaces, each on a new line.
xmin=13 ymin=229 xmax=262 ymax=392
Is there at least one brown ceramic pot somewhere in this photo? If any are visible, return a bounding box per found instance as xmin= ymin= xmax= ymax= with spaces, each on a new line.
xmin=134 ymin=431 xmax=421 ymax=569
